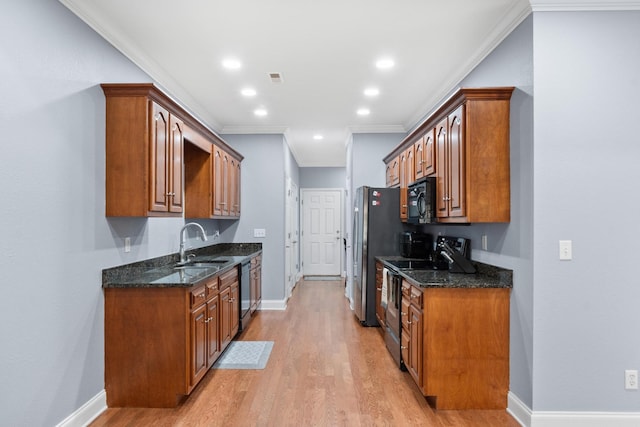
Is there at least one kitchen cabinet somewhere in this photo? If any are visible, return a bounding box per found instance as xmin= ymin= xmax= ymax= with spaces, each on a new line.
xmin=102 ymin=85 xmax=184 ymax=217
xmin=400 ymin=280 xmax=510 ymax=410
xmin=385 ymin=155 xmax=400 ymax=187
xmin=384 ymin=87 xmax=513 ymax=223
xmin=104 ymin=272 xmax=229 ymax=407
xmin=399 ymin=146 xmax=415 ymax=221
xmin=212 ymin=145 xmax=242 ymax=218
xmin=219 ymin=267 xmax=239 ymax=352
xmin=189 ymin=280 xmax=220 ymax=388
xmin=250 ymin=254 xmax=262 ymax=314
xmin=436 ymin=107 xmax=466 ymax=219
xmin=102 ymin=83 xmax=243 ymax=219
xmin=374 ymin=261 xmax=385 ymax=327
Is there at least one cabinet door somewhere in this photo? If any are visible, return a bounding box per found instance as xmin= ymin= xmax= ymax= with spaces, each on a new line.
xmin=447 ymin=106 xmax=466 ymax=218
xmin=150 ymin=102 xmax=170 ymax=212
xmin=190 ymin=303 xmax=208 ymax=387
xmin=414 ymin=137 xmax=424 ymax=180
xmin=212 ymin=145 xmax=228 ymax=216
xmin=206 ymin=295 xmax=220 ymax=366
xmin=228 ymin=156 xmax=240 ymax=217
xmin=423 ymin=128 xmax=436 ymax=177
xmin=219 ymin=286 xmax=231 ymax=351
xmin=169 ymin=114 xmax=184 ymax=213
xmin=435 ymin=117 xmax=449 ymax=218
xmin=408 ymin=303 xmax=423 ymax=388
xmin=386 ymin=156 xmax=400 ymax=187
xmin=230 ymin=282 xmax=239 ymax=338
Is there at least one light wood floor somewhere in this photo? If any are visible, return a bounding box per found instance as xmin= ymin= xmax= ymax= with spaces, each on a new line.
xmin=91 ymin=279 xmax=520 ymax=426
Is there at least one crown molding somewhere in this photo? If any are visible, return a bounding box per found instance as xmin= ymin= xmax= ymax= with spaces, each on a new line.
xmin=530 ymin=0 xmax=640 ymax=11
xmin=348 ymin=124 xmax=407 ymax=134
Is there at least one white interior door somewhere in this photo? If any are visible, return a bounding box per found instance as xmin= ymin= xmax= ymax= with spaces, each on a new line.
xmin=285 ymin=178 xmax=301 ymax=298
xmin=302 ymin=189 xmax=342 ymax=276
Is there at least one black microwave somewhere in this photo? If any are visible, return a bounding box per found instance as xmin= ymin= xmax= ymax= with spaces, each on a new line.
xmin=407 ymin=177 xmax=436 ymax=224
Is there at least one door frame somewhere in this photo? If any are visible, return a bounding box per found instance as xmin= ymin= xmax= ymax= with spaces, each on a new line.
xmin=300 ymin=188 xmax=345 ymax=278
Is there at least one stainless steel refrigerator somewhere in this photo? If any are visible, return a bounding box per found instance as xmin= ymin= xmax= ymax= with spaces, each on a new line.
xmin=352 ymin=186 xmax=404 ymax=326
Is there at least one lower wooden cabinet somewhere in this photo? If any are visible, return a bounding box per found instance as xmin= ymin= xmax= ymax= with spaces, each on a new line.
xmin=219 ymin=268 xmax=239 ymax=353
xmin=250 ymin=254 xmax=262 ymax=313
xmin=104 ymin=269 xmax=240 ymax=408
xmin=401 ymin=280 xmax=510 ymax=410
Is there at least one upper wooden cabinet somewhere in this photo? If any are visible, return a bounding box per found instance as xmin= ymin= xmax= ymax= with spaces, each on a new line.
xmin=385 ymin=155 xmax=400 ymax=187
xmin=384 ymin=87 xmax=513 ymax=223
xmin=102 ymin=86 xmax=184 ymax=216
xmin=102 ymin=83 xmax=242 ymax=219
xmin=399 ymin=145 xmax=415 ymax=221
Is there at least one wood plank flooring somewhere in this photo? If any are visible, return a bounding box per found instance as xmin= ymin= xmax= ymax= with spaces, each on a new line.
xmin=90 ymin=279 xmax=520 ymax=427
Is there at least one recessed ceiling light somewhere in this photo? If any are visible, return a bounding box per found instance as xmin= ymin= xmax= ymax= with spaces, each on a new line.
xmin=313 ymin=134 xmax=324 ymax=140
xmin=254 ymin=108 xmax=268 ymax=117
xmin=375 ymin=58 xmax=395 ymax=69
xmin=357 ymin=108 xmax=370 ymax=116
xmin=241 ymin=88 xmax=257 ymax=97
xmin=222 ymin=58 xmax=242 ymax=70
xmin=364 ymin=87 xmax=380 ymax=97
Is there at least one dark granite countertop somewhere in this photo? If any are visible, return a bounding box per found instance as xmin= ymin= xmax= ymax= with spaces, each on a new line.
xmin=103 ymin=243 xmax=262 ymax=288
xmin=376 ymin=256 xmax=512 ymax=289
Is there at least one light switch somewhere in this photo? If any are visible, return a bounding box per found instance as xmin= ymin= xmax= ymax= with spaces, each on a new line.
xmin=559 ymin=240 xmax=572 ymax=260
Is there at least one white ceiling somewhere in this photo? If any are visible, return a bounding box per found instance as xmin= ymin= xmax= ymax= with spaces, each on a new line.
xmin=60 ymin=0 xmax=532 ymax=167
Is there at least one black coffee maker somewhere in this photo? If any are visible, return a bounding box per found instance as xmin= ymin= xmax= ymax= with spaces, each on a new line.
xmin=431 ymin=236 xmax=475 ymax=273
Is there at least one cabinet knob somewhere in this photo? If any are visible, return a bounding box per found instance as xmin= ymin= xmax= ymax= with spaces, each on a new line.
xmin=376 ymin=287 xmax=382 ymax=291
xmin=401 ymin=346 xmax=407 ymax=350
xmin=401 ymin=312 xmax=406 ymax=316
xmin=199 ymin=293 xmax=205 ymax=299
xmin=204 ymin=318 xmax=209 ymax=323
xmin=407 ymin=321 xmax=412 ymax=325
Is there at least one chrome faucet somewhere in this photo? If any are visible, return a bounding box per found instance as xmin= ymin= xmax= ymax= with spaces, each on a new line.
xmin=178 ymin=222 xmax=207 ymax=264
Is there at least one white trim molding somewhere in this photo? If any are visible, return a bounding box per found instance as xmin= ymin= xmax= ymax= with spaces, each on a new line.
xmin=508 ymin=392 xmax=640 ymax=427
xmin=530 ymin=0 xmax=640 ymax=11
xmin=258 ymin=299 xmax=287 ymax=310
xmin=55 ymin=390 xmax=106 ymax=427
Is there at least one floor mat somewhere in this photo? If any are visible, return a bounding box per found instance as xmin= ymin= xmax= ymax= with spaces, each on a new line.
xmin=212 ymin=341 xmax=274 ymax=369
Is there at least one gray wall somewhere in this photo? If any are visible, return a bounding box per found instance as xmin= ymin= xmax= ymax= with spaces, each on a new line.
xmin=300 ymin=167 xmax=346 ymax=188
xmin=222 ymin=134 xmax=298 ymax=302
xmin=0 ymin=0 xmax=222 ymax=425
xmin=351 ymin=133 xmax=406 ymax=189
xmin=531 ymin=10 xmax=640 ymax=411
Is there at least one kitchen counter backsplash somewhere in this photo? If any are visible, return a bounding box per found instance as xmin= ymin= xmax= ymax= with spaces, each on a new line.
xmin=377 ymin=256 xmax=512 ymax=289
xmin=102 ymin=243 xmax=262 ymax=288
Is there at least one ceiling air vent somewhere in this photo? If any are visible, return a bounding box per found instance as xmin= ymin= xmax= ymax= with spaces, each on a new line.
xmin=268 ymin=72 xmax=283 ymax=83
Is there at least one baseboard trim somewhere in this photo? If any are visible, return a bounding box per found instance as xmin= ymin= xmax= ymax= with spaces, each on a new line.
xmin=507 ymin=391 xmax=640 ymax=427
xmin=258 ymin=299 xmax=287 ymax=310
xmin=55 ymin=390 xmax=106 ymax=427
xmin=508 ymin=391 xmax=532 ymax=426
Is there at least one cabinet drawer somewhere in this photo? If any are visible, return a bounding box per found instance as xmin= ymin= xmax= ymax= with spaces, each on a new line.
xmin=402 ymin=281 xmax=410 ymax=298
xmin=190 ymin=286 xmax=207 ymax=309
xmin=401 ymin=297 xmax=411 ymax=331
xmin=409 ymin=286 xmax=423 ymax=309
xmin=219 ymin=267 xmax=238 ymax=289
xmin=205 ymin=279 xmax=218 ymax=299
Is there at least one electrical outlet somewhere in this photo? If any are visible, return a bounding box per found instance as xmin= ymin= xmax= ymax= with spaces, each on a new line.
xmin=254 ymin=228 xmax=266 ymax=238
xmin=625 ymin=370 xmax=638 ymax=390
xmin=124 ymin=237 xmax=131 ymax=253
xmin=559 ymin=240 xmax=572 ymax=260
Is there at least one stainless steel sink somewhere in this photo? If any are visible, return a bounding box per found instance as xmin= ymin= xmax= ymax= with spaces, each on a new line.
xmin=174 ymin=261 xmax=225 ymax=269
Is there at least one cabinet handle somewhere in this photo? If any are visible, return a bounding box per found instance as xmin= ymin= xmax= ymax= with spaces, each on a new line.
xmin=204 ymin=318 xmax=209 ymax=323
xmin=208 ymin=316 xmax=213 ymax=322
